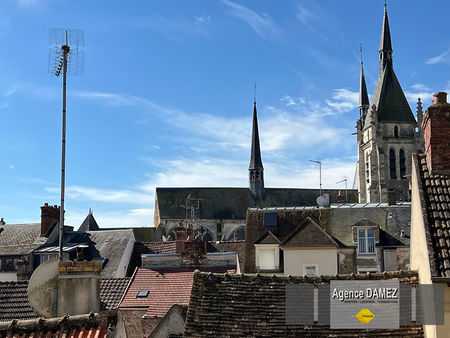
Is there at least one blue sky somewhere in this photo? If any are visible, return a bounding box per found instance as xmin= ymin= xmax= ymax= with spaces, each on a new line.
xmin=0 ymin=0 xmax=449 ymax=227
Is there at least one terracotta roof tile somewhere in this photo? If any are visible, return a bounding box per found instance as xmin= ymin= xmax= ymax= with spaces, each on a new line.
xmin=120 ymin=267 xmax=235 ymax=318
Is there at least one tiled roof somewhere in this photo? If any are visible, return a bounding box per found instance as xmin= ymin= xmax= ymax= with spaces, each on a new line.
xmin=0 ymin=312 xmax=115 ymax=337
xmin=120 ymin=266 xmax=235 ymax=318
xmin=282 ymin=218 xmax=337 ymax=247
xmin=0 ymin=278 xmax=130 ymax=322
xmin=184 ymin=270 xmax=423 ymax=337
xmin=0 ymin=282 xmax=37 ymax=323
xmin=416 ymin=154 xmax=450 ymax=277
xmin=0 ymin=224 xmax=46 ymax=256
xmin=139 ymin=242 xmax=177 ymax=254
xmin=156 ymin=187 xmax=358 ymax=221
xmin=100 ymin=277 xmax=130 ymax=310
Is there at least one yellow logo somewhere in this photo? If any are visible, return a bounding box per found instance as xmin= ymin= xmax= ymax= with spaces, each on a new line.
xmin=355 ymin=309 xmax=375 ymax=324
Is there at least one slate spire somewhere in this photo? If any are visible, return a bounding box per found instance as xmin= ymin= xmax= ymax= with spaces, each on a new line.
xmin=359 ymin=45 xmax=370 ymax=122
xmin=379 ymin=3 xmax=393 ymax=71
xmin=363 ymin=3 xmax=416 ymax=128
xmin=249 ymin=99 xmax=264 ymax=199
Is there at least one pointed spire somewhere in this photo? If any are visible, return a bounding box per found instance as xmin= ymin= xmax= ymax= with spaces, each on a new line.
xmin=417 ymin=97 xmax=423 ymax=126
xmin=249 ymin=101 xmax=263 ymax=170
xmin=379 ymin=3 xmax=393 ymax=70
xmin=359 ymin=43 xmax=370 ymax=121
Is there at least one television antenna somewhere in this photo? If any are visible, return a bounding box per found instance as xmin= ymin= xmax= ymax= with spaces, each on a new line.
xmin=336 ymin=177 xmax=348 ymax=201
xmin=309 ymin=159 xmax=322 ymax=195
xmin=180 ymin=194 xmax=203 ymax=227
xmin=48 ymin=28 xmax=84 ymax=261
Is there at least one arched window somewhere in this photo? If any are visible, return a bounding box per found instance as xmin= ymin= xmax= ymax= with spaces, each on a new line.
xmin=389 ymin=149 xmax=397 ymax=179
xmin=203 ymin=232 xmax=212 ymax=242
xmin=394 ymin=126 xmax=399 ymax=138
xmin=229 ymin=227 xmax=245 ymax=241
xmin=399 ymin=149 xmax=406 ymax=179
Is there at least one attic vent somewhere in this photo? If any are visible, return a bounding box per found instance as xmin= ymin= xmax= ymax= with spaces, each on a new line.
xmin=263 ymin=212 xmax=277 ymax=227
xmin=136 ymin=290 xmax=149 ymax=298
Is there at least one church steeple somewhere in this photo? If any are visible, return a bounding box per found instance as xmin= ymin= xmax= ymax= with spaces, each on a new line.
xmin=359 ymin=44 xmax=370 ymax=123
xmin=249 ymin=99 xmax=264 ymax=199
xmin=379 ymin=3 xmax=393 ymax=71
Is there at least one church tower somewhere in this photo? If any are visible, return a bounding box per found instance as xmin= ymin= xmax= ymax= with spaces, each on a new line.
xmin=249 ymin=100 xmax=264 ymax=199
xmin=356 ymin=4 xmax=423 ymax=203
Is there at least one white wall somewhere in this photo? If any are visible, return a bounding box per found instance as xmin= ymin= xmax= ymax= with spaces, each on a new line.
xmin=116 ymin=231 xmax=135 ymax=278
xmin=283 ymin=248 xmax=337 ymax=276
xmin=0 ymin=272 xmax=17 ymax=282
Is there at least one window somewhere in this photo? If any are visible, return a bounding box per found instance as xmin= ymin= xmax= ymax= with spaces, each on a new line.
xmin=304 ymin=265 xmax=318 ymax=276
xmin=40 ymin=253 xmax=58 ymax=264
xmin=365 ymin=152 xmax=370 ymax=184
xmin=389 ymin=149 xmax=396 ymax=179
xmin=5 ymin=258 xmax=14 ymax=271
xmin=358 ymin=229 xmax=376 ymax=254
xmin=399 ymin=149 xmax=406 ymax=179
xmin=394 ymin=126 xmax=399 ymax=137
xmin=259 ymin=249 xmax=275 ymax=270
xmin=136 ymin=290 xmax=149 ymax=298
xmin=230 ymin=227 xmax=245 ymax=241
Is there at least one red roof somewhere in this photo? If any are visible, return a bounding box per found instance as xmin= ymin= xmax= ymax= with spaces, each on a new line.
xmin=120 ymin=267 xmax=235 ymax=318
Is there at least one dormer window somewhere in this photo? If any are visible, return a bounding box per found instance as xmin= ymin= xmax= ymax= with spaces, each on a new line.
xmin=358 ymin=229 xmax=375 ymax=254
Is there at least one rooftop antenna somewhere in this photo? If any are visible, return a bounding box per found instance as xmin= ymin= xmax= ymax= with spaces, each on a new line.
xmin=336 ymin=177 xmax=348 ymax=201
xmin=180 ymin=195 xmax=202 ymax=227
xmin=309 ymin=159 xmax=322 ymax=196
xmin=254 ymin=82 xmax=256 ymax=103
xmin=360 ymin=42 xmax=363 ymax=64
xmin=49 ymin=28 xmax=84 ymax=261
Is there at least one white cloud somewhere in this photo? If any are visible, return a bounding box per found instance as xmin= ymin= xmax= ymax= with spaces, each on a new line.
xmin=426 ymin=50 xmax=449 ymax=65
xmin=296 ymin=5 xmax=315 ymax=25
xmin=8 ymin=164 xmax=15 ymax=169
xmin=221 ymin=0 xmax=281 ymax=40
xmin=325 ymin=89 xmax=359 ymax=113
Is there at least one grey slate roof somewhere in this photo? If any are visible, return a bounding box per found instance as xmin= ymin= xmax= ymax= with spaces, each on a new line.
xmin=282 ymin=218 xmax=338 ymax=247
xmin=379 ymin=6 xmax=392 ymax=52
xmin=0 ymin=224 xmax=46 ymax=256
xmin=100 ymin=277 xmax=130 ymax=310
xmin=184 ymin=270 xmax=423 ymax=337
xmin=0 ymin=281 xmax=37 ymax=322
xmin=155 ymin=187 xmax=358 ymax=221
xmin=78 ymin=212 xmax=100 ymax=232
xmin=364 ymin=63 xmax=416 ymax=128
xmin=359 ymin=62 xmax=369 ymax=108
xmin=415 ymin=154 xmax=450 ymax=278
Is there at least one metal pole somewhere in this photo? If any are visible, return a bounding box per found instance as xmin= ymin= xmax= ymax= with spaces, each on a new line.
xmin=319 ymin=161 xmax=322 ymax=196
xmin=59 ymin=32 xmax=69 ymax=262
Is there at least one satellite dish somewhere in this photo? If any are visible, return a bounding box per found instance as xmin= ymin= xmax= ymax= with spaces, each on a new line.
xmin=28 ymin=258 xmax=59 ymax=318
xmin=316 ymin=194 xmax=330 ymax=207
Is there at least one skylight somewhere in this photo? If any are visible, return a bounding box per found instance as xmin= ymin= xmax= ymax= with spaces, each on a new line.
xmin=136 ymin=290 xmax=149 ymax=298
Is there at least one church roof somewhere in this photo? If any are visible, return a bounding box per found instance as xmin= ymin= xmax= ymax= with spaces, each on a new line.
xmin=155 ymin=187 xmax=358 ymax=221
xmin=249 ymin=101 xmax=263 ymax=170
xmin=359 ymin=62 xmax=369 ymax=108
xmin=379 ymin=5 xmax=392 ymax=52
xmin=364 ymin=63 xmax=416 ymax=128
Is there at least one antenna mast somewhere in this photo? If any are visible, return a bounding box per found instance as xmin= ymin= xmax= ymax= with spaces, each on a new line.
xmin=309 ymin=159 xmax=322 ymax=195
xmin=49 ymin=28 xmax=84 ymax=261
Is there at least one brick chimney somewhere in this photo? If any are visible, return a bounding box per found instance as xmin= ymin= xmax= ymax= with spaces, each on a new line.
xmin=422 ymin=92 xmax=450 ymax=175
xmin=175 ymin=223 xmax=187 ymax=254
xmin=40 ymin=203 xmax=60 ymax=236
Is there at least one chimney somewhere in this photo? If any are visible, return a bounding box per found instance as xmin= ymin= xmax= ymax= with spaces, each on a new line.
xmin=0 ymin=218 xmax=5 ymax=225
xmin=40 ymin=203 xmax=60 ymax=236
xmin=422 ymin=92 xmax=450 ymax=175
xmin=16 ymin=260 xmax=29 ymax=281
xmin=175 ymin=223 xmax=187 ymax=254
xmin=387 ymin=189 xmax=396 ymax=205
xmin=57 ymin=261 xmax=102 ymax=316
